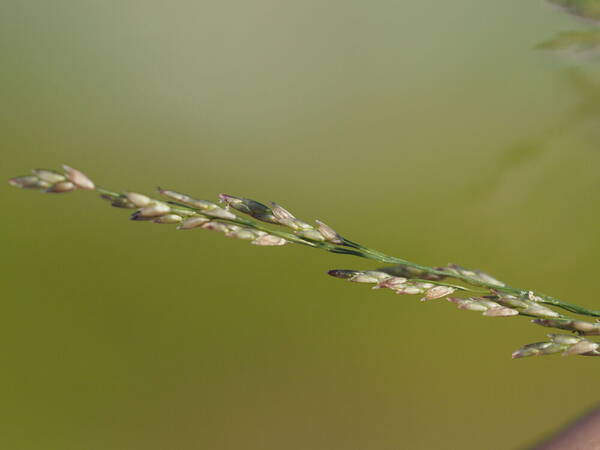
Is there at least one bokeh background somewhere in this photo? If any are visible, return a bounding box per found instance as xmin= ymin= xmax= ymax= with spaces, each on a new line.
xmin=2 ymin=1 xmax=600 ymax=449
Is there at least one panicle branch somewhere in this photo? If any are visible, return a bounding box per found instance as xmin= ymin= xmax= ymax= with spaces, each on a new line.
xmin=9 ymin=165 xmax=600 ymax=360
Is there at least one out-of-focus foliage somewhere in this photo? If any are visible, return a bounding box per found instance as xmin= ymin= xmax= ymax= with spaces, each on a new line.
xmin=541 ymin=0 xmax=600 ymax=58
xmin=537 ymin=30 xmax=600 ymax=57
xmin=548 ymin=0 xmax=600 ymax=23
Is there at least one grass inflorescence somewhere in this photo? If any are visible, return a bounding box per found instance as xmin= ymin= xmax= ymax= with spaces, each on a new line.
xmin=9 ymin=165 xmax=600 ymax=359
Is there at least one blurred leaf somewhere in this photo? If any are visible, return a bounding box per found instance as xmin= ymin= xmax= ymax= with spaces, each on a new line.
xmin=547 ymin=0 xmax=600 ymax=23
xmin=537 ymin=30 xmax=600 ymax=58
xmin=564 ymin=67 xmax=600 ymax=113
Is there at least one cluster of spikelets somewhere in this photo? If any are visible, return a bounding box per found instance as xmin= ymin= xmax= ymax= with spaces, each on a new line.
xmin=11 ymin=166 xmax=97 ymax=192
xmin=9 ymin=166 xmax=345 ymax=249
xmin=9 ymin=166 xmax=600 ymax=359
xmin=124 ymin=190 xmax=289 ymax=247
xmin=326 ymin=269 xmax=600 ymax=357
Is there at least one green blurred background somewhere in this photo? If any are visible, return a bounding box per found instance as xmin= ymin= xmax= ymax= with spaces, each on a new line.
xmin=2 ymin=1 xmax=600 ymax=449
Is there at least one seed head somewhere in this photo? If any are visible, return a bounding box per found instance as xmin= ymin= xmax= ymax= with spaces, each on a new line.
xmin=315 ymin=220 xmax=344 ymax=244
xmin=200 ymin=221 xmax=230 ymax=233
xmin=570 ymin=320 xmax=600 ymax=335
xmin=483 ymin=307 xmax=519 ymax=317
xmin=473 ymin=271 xmax=505 ymax=287
xmin=477 ymin=298 xmax=505 ymax=309
xmin=203 ymin=207 xmax=237 ymax=220
xmin=569 ymin=320 xmax=600 ymax=334
xmin=549 ymin=334 xmax=582 ymax=345
xmin=106 ymin=195 xmax=136 ymax=209
xmin=125 ymin=192 xmax=152 ymax=207
xmin=295 ymin=229 xmax=325 ymax=241
xmin=271 ymin=202 xmax=312 ymax=230
xmin=350 ymin=271 xmax=391 ymax=283
xmin=511 ymin=342 xmax=555 ymax=359
xmin=177 ymin=216 xmax=210 ymax=230
xmin=445 ymin=264 xmax=505 ymax=287
xmin=129 ymin=212 xmax=153 ymax=221
xmin=33 ymin=169 xmax=66 ymax=184
xmin=374 ymin=277 xmax=407 ymax=289
xmin=494 ymin=295 xmax=529 ymax=309
xmin=327 ymin=269 xmax=359 ymax=280
xmin=225 ymin=228 xmax=259 ymax=240
xmin=271 ymin=202 xmax=295 ymax=221
xmin=45 ymin=180 xmax=77 ymax=193
xmin=522 ymin=302 xmax=560 ymax=318
xmin=395 ymin=286 xmax=424 ymax=295
xmin=160 ymin=188 xmax=219 ymax=210
xmin=219 ymin=194 xmax=278 ymax=223
xmin=251 ymin=235 xmax=287 ymax=246
xmin=137 ymin=202 xmax=171 ymax=217
xmin=153 ymin=214 xmax=183 ymax=224
xmin=421 ymin=286 xmax=456 ymax=301
xmin=469 ymin=298 xmax=519 ymax=316
xmin=376 ymin=265 xmax=445 ymax=281
xmin=9 ymin=175 xmax=50 ymax=189
xmin=447 ymin=297 xmax=488 ymax=312
xmin=158 ymin=188 xmax=193 ymax=204
xmin=62 ymin=165 xmax=95 ymax=190
xmin=563 ymin=340 xmax=599 ymax=356
xmin=218 ymin=194 xmax=244 ymax=207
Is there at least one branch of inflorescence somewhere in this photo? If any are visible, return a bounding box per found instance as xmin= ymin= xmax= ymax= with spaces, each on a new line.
xmin=9 ymin=165 xmax=600 ymax=359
